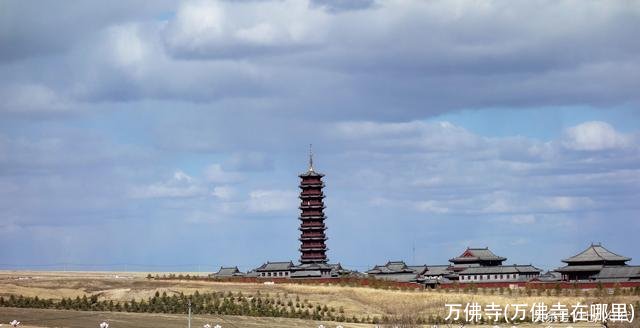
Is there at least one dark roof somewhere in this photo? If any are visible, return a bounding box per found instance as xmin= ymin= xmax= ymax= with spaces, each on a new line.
xmin=212 ymin=266 xmax=243 ymax=277
xmin=256 ymin=261 xmax=294 ymax=272
xmin=591 ymin=266 xmax=640 ymax=280
xmin=293 ymin=263 xmax=332 ymax=271
xmin=562 ymin=244 xmax=631 ymax=264
xmin=366 ymin=261 xmax=425 ymax=275
xmin=328 ymin=263 xmax=344 ymax=270
xmin=556 ymin=265 xmax=604 ymax=272
xmin=536 ymin=271 xmax=563 ymax=282
xmin=370 ymin=273 xmax=419 ymax=282
xmin=424 ymin=265 xmax=453 ymax=276
xmin=299 ymin=169 xmax=324 ymax=177
xmin=290 ymin=270 xmax=322 ymax=278
xmin=449 ymin=247 xmax=507 ymax=263
xmin=407 ymin=265 xmax=428 ymax=274
xmin=459 ymin=265 xmax=542 ymax=275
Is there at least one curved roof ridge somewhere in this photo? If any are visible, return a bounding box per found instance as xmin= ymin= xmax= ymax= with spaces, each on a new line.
xmin=562 ymin=244 xmax=631 ymax=263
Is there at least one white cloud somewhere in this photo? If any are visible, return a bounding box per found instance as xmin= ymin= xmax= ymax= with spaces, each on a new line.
xmin=107 ymin=24 xmax=148 ymax=68
xmin=163 ymin=0 xmax=225 ymax=51
xmin=163 ymin=0 xmax=328 ymax=57
xmin=247 ymin=189 xmax=297 ymax=213
xmin=509 ymin=214 xmax=537 ymax=225
xmin=0 ymin=84 xmax=72 ymax=113
xmin=212 ymin=185 xmax=236 ymax=200
xmin=337 ymin=119 xmax=638 ymax=223
xmin=204 ymin=164 xmax=244 ymax=183
xmin=562 ymin=121 xmax=630 ymax=151
xmin=414 ymin=200 xmax=450 ymax=214
xmin=332 ymin=120 xmax=483 ymax=152
xmin=130 ymin=170 xmax=206 ymax=199
xmin=544 ymin=196 xmax=595 ymax=211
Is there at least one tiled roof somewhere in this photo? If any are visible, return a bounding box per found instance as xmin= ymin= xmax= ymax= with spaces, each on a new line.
xmin=407 ymin=265 xmax=428 ymax=274
xmin=366 ymin=261 xmax=425 ymax=274
xmin=450 ymin=247 xmax=507 ymax=263
xmin=256 ymin=261 xmax=294 ymax=271
xmin=425 ymin=265 xmax=453 ymax=276
xmin=293 ymin=263 xmax=332 ymax=271
xmin=536 ymin=271 xmax=563 ymax=281
xmin=290 ymin=270 xmax=322 ymax=278
xmin=555 ymin=265 xmax=604 ymax=272
xmin=213 ymin=266 xmax=243 ymax=277
xmin=299 ymin=169 xmax=324 ymax=177
xmin=591 ymin=266 xmax=640 ymax=279
xmin=371 ymin=273 xmax=419 ymax=282
xmin=562 ymin=244 xmax=631 ymax=263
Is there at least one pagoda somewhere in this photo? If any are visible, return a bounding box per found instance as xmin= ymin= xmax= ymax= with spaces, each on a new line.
xmin=298 ymin=146 xmax=329 ymax=264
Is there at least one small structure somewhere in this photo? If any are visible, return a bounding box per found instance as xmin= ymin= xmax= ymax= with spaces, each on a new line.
xmin=366 ymin=261 xmax=427 ymax=282
xmin=290 ymin=263 xmax=333 ymax=278
xmin=209 ymin=266 xmax=244 ymax=279
xmin=422 ymin=264 xmax=458 ymax=285
xmin=535 ymin=271 xmax=563 ymax=282
xmin=555 ymin=243 xmax=632 ymax=281
xmin=328 ymin=263 xmax=352 ymax=277
xmin=255 ymin=261 xmax=294 ymax=278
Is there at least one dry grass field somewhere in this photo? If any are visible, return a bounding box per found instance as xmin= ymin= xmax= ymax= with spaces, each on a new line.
xmin=0 ymin=308 xmax=617 ymax=328
xmin=0 ymin=271 xmax=637 ymax=327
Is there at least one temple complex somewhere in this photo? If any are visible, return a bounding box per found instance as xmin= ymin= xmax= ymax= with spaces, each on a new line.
xmin=367 ymin=247 xmax=541 ymax=285
xmin=210 ymin=150 xmax=637 ymax=287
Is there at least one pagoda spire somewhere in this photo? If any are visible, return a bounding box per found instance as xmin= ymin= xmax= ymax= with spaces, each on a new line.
xmin=308 ymin=144 xmax=314 ymax=172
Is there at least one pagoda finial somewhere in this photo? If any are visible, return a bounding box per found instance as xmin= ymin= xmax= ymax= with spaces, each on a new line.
xmin=309 ymin=144 xmax=314 ymax=172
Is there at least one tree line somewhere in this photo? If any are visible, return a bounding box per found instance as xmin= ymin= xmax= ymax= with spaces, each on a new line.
xmin=0 ymin=291 xmax=388 ymax=324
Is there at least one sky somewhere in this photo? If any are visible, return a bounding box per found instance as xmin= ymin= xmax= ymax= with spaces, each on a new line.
xmin=1 ymin=0 xmax=639 ymax=272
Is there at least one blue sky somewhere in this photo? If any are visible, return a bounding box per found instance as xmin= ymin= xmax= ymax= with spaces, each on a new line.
xmin=1 ymin=0 xmax=639 ymax=272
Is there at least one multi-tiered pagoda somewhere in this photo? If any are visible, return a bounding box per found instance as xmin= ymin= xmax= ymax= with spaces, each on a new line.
xmin=298 ymin=149 xmax=328 ymax=264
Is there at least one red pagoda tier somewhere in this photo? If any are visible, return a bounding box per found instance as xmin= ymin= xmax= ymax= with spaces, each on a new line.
xmin=298 ymin=149 xmax=329 ymax=264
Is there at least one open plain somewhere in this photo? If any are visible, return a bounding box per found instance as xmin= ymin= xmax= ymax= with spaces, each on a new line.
xmin=0 ymin=271 xmax=637 ymax=327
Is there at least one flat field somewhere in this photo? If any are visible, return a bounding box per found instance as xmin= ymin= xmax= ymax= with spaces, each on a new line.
xmin=0 ymin=271 xmax=637 ymax=327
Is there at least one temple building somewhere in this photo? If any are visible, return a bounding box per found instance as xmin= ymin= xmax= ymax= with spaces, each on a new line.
xmin=255 ymin=261 xmax=294 ymax=278
xmin=555 ymin=243 xmax=638 ymax=282
xmin=366 ymin=261 xmax=428 ymax=282
xmin=449 ymin=247 xmax=507 ymax=270
xmin=452 ymin=247 xmax=541 ymax=282
xmin=209 ymin=266 xmax=245 ymax=278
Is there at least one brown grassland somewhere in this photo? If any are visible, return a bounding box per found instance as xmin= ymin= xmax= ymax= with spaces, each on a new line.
xmin=0 ymin=271 xmax=637 ymax=327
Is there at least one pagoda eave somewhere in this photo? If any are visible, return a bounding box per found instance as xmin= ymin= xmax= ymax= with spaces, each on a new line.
xmin=299 ymin=194 xmax=325 ymax=199
xmin=299 ymin=183 xmax=325 ymax=187
xmin=299 ymin=227 xmax=327 ymax=231
xmin=299 ymin=216 xmax=327 ymax=221
xmin=299 ymin=248 xmax=329 ymax=252
xmin=299 ymin=236 xmax=328 ymax=241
